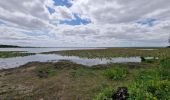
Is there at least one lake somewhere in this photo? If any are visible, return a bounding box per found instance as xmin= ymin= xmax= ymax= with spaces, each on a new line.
xmin=0 ymin=47 xmax=102 ymax=53
xmin=0 ymin=48 xmax=141 ymax=69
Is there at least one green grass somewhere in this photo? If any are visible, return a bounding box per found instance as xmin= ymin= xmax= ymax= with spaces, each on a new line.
xmin=95 ymin=68 xmax=170 ymax=100
xmin=128 ymin=69 xmax=170 ymax=100
xmin=104 ymin=66 xmax=128 ymax=80
xmin=0 ymin=51 xmax=35 ymax=58
xmin=93 ymin=87 xmax=113 ymax=100
xmin=159 ymin=69 xmax=170 ymax=80
xmin=128 ymin=59 xmax=170 ymax=100
xmin=70 ymin=68 xmax=95 ymax=78
xmin=93 ymin=57 xmax=170 ymax=100
xmin=128 ymin=80 xmax=170 ymax=99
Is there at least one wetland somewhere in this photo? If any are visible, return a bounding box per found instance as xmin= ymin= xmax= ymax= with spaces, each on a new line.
xmin=0 ymin=47 xmax=170 ymax=99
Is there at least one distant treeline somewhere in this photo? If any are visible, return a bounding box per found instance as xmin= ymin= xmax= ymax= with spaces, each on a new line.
xmin=0 ymin=45 xmax=20 ymax=48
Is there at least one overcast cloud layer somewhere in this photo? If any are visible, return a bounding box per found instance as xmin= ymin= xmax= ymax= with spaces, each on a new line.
xmin=0 ymin=0 xmax=170 ymax=47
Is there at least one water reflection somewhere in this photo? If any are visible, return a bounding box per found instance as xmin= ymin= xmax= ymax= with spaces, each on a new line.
xmin=0 ymin=47 xmax=103 ymax=53
xmin=0 ymin=54 xmax=141 ymax=69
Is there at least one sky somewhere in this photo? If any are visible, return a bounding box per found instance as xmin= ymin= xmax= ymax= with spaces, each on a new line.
xmin=0 ymin=0 xmax=170 ymax=47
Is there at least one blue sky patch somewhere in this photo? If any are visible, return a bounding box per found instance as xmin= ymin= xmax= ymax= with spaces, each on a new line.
xmin=0 ymin=20 xmax=6 ymax=25
xmin=24 ymin=31 xmax=49 ymax=36
xmin=53 ymin=0 xmax=72 ymax=7
xmin=137 ymin=18 xmax=157 ymax=26
xmin=59 ymin=14 xmax=91 ymax=25
xmin=47 ymin=6 xmax=55 ymax=14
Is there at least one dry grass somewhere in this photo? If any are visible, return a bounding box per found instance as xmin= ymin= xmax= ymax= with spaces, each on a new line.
xmin=0 ymin=61 xmax=153 ymax=100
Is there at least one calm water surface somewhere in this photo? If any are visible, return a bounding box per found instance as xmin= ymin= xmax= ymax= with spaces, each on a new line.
xmin=0 ymin=48 xmax=141 ymax=69
xmin=0 ymin=47 xmax=101 ymax=53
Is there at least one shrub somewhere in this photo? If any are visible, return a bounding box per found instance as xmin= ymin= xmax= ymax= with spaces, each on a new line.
xmin=93 ymin=87 xmax=113 ymax=100
xmin=159 ymin=69 xmax=170 ymax=80
xmin=104 ymin=67 xmax=128 ymax=80
xmin=128 ymin=70 xmax=170 ymax=100
xmin=128 ymin=80 xmax=170 ymax=100
xmin=160 ymin=58 xmax=170 ymax=68
xmin=140 ymin=57 xmax=146 ymax=62
xmin=152 ymin=80 xmax=170 ymax=99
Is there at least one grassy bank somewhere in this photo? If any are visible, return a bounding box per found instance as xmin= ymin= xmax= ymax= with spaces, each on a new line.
xmin=0 ymin=59 xmax=166 ymax=100
xmin=44 ymin=48 xmax=170 ymax=58
xmin=0 ymin=51 xmax=35 ymax=58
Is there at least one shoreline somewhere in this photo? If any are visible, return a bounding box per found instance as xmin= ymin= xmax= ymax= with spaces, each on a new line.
xmin=0 ymin=60 xmax=147 ymax=72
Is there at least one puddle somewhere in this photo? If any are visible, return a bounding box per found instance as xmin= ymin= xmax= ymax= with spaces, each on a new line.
xmin=0 ymin=54 xmax=141 ymax=69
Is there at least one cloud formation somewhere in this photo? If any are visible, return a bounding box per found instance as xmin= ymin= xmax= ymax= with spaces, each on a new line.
xmin=0 ymin=0 xmax=170 ymax=47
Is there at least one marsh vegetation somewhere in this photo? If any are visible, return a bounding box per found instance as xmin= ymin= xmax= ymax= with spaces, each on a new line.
xmin=0 ymin=48 xmax=170 ymax=99
xmin=0 ymin=51 xmax=35 ymax=58
xmin=45 ymin=48 xmax=170 ymax=58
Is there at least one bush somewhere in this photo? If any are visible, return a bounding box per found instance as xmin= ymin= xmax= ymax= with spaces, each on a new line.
xmin=160 ymin=58 xmax=170 ymax=68
xmin=104 ymin=67 xmax=128 ymax=80
xmin=153 ymin=80 xmax=170 ymax=99
xmin=128 ymin=70 xmax=170 ymax=100
xmin=93 ymin=87 xmax=130 ymax=100
xmin=159 ymin=69 xmax=170 ymax=80
xmin=128 ymin=80 xmax=170 ymax=100
xmin=93 ymin=87 xmax=113 ymax=100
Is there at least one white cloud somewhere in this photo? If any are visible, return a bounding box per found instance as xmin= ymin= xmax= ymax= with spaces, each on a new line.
xmin=50 ymin=6 xmax=75 ymax=21
xmin=70 ymin=0 xmax=170 ymax=24
xmin=0 ymin=0 xmax=170 ymax=47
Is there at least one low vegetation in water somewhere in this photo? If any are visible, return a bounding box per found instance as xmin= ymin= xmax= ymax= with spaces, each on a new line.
xmin=0 ymin=51 xmax=35 ymax=58
xmin=44 ymin=48 xmax=170 ymax=59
